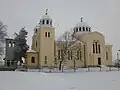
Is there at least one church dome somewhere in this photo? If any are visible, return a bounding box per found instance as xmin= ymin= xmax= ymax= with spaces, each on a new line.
xmin=73 ymin=17 xmax=91 ymax=36
xmin=39 ymin=9 xmax=53 ymax=27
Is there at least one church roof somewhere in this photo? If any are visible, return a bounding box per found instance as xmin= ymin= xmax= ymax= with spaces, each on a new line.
xmin=27 ymin=49 xmax=37 ymax=53
xmin=41 ymin=14 xmax=52 ymax=20
xmin=77 ymin=31 xmax=104 ymax=37
xmin=75 ymin=21 xmax=90 ymax=28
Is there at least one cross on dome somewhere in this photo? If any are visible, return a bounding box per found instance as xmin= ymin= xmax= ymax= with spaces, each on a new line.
xmin=80 ymin=17 xmax=83 ymax=22
xmin=45 ymin=9 xmax=48 ymax=15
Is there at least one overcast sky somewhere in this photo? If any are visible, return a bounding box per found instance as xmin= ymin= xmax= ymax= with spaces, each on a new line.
xmin=0 ymin=0 xmax=120 ymax=60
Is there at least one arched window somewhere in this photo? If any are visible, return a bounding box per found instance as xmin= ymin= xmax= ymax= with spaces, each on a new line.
xmin=95 ymin=42 xmax=98 ymax=53
xmin=31 ymin=57 xmax=35 ymax=63
xmin=89 ymin=27 xmax=91 ymax=32
xmin=35 ymin=29 xmax=37 ymax=33
xmin=93 ymin=43 xmax=95 ymax=53
xmin=79 ymin=50 xmax=82 ymax=61
xmin=42 ymin=20 xmax=45 ymax=24
xmin=58 ymin=50 xmax=60 ymax=60
xmin=83 ymin=27 xmax=85 ymax=31
xmin=48 ymin=32 xmax=50 ymax=37
xmin=36 ymin=41 xmax=37 ymax=47
xmin=86 ymin=27 xmax=88 ymax=31
xmin=68 ymin=51 xmax=70 ymax=60
xmin=13 ymin=43 xmax=15 ymax=47
xmin=106 ymin=52 xmax=108 ymax=60
xmin=76 ymin=28 xmax=78 ymax=32
xmin=71 ymin=50 xmax=72 ymax=60
xmin=44 ymin=56 xmax=47 ymax=64
xmin=79 ymin=27 xmax=81 ymax=31
xmin=50 ymin=20 xmax=52 ymax=25
xmin=46 ymin=20 xmax=49 ymax=24
xmin=77 ymin=50 xmax=79 ymax=60
xmin=98 ymin=44 xmax=100 ymax=53
xmin=8 ymin=41 xmax=12 ymax=47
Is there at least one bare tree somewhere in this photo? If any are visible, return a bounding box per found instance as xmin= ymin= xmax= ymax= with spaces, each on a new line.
xmin=56 ymin=30 xmax=76 ymax=71
xmin=0 ymin=21 xmax=7 ymax=56
xmin=70 ymin=41 xmax=82 ymax=72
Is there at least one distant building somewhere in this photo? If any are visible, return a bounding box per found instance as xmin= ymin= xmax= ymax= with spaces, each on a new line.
xmin=25 ymin=10 xmax=112 ymax=69
xmin=4 ymin=38 xmax=15 ymax=67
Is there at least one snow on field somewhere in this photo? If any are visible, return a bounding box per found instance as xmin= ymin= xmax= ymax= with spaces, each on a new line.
xmin=0 ymin=71 xmax=120 ymax=90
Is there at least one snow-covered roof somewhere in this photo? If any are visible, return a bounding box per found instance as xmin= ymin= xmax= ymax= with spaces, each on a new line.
xmin=27 ymin=49 xmax=37 ymax=53
xmin=75 ymin=21 xmax=90 ymax=28
xmin=41 ymin=14 xmax=52 ymax=20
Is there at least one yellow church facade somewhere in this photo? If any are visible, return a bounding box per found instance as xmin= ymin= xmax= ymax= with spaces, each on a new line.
xmin=25 ymin=11 xmax=112 ymax=69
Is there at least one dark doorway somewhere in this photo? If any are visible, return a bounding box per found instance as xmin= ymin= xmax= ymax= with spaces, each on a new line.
xmin=98 ymin=57 xmax=101 ymax=65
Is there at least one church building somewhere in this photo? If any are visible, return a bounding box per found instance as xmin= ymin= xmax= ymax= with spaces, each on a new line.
xmin=25 ymin=10 xmax=112 ymax=69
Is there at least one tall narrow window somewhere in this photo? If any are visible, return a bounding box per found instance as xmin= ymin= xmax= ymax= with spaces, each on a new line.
xmin=8 ymin=41 xmax=12 ymax=47
xmin=36 ymin=41 xmax=37 ymax=47
xmin=68 ymin=51 xmax=70 ymax=60
xmin=106 ymin=52 xmax=108 ymax=60
xmin=79 ymin=27 xmax=81 ymax=31
xmin=35 ymin=29 xmax=37 ymax=33
xmin=61 ymin=50 xmax=64 ymax=60
xmin=93 ymin=44 xmax=95 ymax=53
xmin=98 ymin=44 xmax=100 ymax=53
xmin=46 ymin=20 xmax=49 ymax=24
xmin=77 ymin=50 xmax=79 ymax=60
xmin=71 ymin=51 xmax=72 ymax=60
xmin=48 ymin=32 xmax=50 ymax=37
xmin=44 ymin=56 xmax=47 ymax=64
xmin=50 ymin=20 xmax=52 ymax=25
xmin=31 ymin=57 xmax=35 ymax=63
xmin=80 ymin=50 xmax=82 ymax=61
xmin=76 ymin=28 xmax=78 ymax=32
xmin=58 ymin=50 xmax=60 ymax=60
xmin=45 ymin=32 xmax=47 ymax=37
xmin=89 ymin=27 xmax=91 ymax=32
xmin=95 ymin=42 xmax=98 ymax=53
xmin=42 ymin=20 xmax=45 ymax=24
xmin=13 ymin=43 xmax=15 ymax=47
xmin=74 ymin=28 xmax=75 ymax=33
xmin=86 ymin=27 xmax=88 ymax=31
xmin=83 ymin=27 xmax=85 ymax=31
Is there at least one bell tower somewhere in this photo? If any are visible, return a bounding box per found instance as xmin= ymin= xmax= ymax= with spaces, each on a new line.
xmin=32 ymin=9 xmax=55 ymax=68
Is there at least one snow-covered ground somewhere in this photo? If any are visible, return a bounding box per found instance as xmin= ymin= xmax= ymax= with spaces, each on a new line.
xmin=1 ymin=71 xmax=120 ymax=90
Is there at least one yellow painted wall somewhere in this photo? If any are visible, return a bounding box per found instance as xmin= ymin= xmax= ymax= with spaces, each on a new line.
xmin=33 ymin=27 xmax=55 ymax=67
xmin=26 ymin=52 xmax=38 ymax=68
xmin=104 ymin=45 xmax=112 ymax=65
xmin=29 ymin=29 xmax=112 ymax=69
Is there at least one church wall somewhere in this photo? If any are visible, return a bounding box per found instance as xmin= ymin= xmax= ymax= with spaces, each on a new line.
xmin=26 ymin=52 xmax=38 ymax=68
xmin=39 ymin=27 xmax=55 ymax=67
xmin=81 ymin=32 xmax=106 ymax=66
xmin=104 ymin=45 xmax=112 ymax=65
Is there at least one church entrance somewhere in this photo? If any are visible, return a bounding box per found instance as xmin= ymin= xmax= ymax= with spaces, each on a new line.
xmin=98 ymin=57 xmax=101 ymax=65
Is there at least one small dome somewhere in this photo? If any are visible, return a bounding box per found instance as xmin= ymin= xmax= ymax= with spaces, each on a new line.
xmin=39 ymin=9 xmax=53 ymax=27
xmin=41 ymin=14 xmax=52 ymax=20
xmin=75 ymin=22 xmax=90 ymax=27
xmin=73 ymin=17 xmax=91 ymax=37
